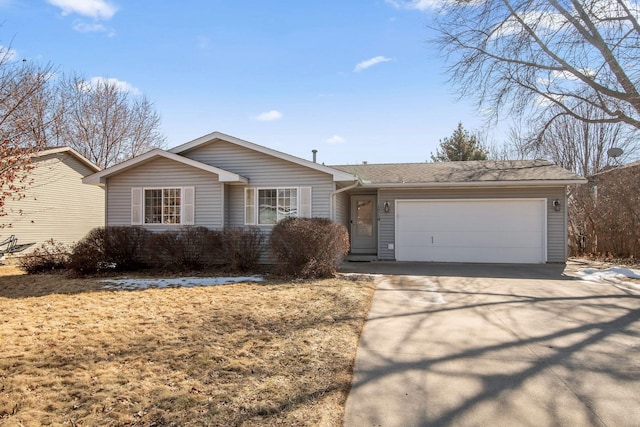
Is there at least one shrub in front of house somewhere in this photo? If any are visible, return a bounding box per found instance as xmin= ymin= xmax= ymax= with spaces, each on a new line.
xmin=220 ymin=226 xmax=264 ymax=273
xmin=19 ymin=239 xmax=71 ymax=274
xmin=69 ymin=227 xmax=151 ymax=274
xmin=269 ymin=217 xmax=350 ymax=278
xmin=145 ymin=226 xmax=223 ymax=271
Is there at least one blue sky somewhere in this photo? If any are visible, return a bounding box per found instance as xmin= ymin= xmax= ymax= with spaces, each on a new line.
xmin=0 ymin=0 xmax=503 ymax=165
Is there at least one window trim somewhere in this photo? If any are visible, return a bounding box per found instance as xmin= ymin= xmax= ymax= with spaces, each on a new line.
xmin=143 ymin=186 xmax=184 ymax=225
xmin=244 ymin=186 xmax=311 ymax=226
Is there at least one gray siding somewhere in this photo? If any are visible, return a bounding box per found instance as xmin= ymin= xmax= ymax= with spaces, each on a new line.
xmin=182 ymin=141 xmax=335 ymax=227
xmin=334 ymin=190 xmax=349 ymax=228
xmin=106 ymin=157 xmax=222 ymax=230
xmin=376 ymin=186 xmax=567 ymax=263
xmin=2 ymin=152 xmax=105 ymax=250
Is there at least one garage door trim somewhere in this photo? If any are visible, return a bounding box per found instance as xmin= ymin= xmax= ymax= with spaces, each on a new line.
xmin=394 ymin=198 xmax=547 ymax=264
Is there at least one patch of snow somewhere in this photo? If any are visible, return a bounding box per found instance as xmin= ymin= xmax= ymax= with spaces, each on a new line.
xmin=576 ymin=267 xmax=640 ymax=292
xmin=100 ymin=276 xmax=263 ymax=291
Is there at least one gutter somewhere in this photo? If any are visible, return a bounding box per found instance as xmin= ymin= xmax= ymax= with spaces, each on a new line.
xmin=362 ymin=179 xmax=587 ymax=189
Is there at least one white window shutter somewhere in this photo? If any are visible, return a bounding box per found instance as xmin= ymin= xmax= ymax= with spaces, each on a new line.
xmin=182 ymin=187 xmax=195 ymax=225
xmin=299 ymin=187 xmax=312 ymax=218
xmin=131 ymin=187 xmax=143 ymax=225
xmin=245 ymin=188 xmax=256 ymax=225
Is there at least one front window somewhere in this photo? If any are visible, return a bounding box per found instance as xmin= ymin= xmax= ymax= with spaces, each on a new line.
xmin=257 ymin=188 xmax=298 ymax=225
xmin=144 ymin=188 xmax=181 ymax=224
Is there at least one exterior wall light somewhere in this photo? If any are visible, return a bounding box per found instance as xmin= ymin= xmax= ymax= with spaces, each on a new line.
xmin=384 ymin=201 xmax=390 ymax=213
xmin=553 ymin=199 xmax=561 ymax=212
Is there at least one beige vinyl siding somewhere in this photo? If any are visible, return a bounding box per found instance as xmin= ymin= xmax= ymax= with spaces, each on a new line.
xmin=106 ymin=157 xmax=222 ymax=230
xmin=377 ymin=186 xmax=567 ymax=262
xmin=1 ymin=152 xmax=105 ymax=250
xmin=182 ymin=140 xmax=335 ymax=226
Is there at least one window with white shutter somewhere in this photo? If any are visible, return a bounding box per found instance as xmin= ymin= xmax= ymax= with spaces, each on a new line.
xmin=244 ymin=186 xmax=312 ymax=225
xmin=245 ymin=188 xmax=256 ymax=225
xmin=131 ymin=188 xmax=143 ymax=225
xmin=299 ymin=187 xmax=312 ymax=218
xmin=132 ymin=187 xmax=193 ymax=225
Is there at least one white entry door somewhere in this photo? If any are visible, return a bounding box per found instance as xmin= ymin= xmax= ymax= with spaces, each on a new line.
xmin=395 ymin=199 xmax=546 ymax=263
xmin=350 ymin=195 xmax=377 ymax=254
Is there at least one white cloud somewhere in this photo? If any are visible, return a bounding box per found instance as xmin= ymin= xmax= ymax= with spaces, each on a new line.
xmin=354 ymin=56 xmax=392 ymax=72
xmin=81 ymin=77 xmax=141 ymax=95
xmin=255 ymin=110 xmax=283 ymax=121
xmin=325 ymin=135 xmax=346 ymax=144
xmin=47 ymin=0 xmax=117 ymax=20
xmin=385 ymin=0 xmax=443 ymax=11
xmin=72 ymin=21 xmax=116 ymax=36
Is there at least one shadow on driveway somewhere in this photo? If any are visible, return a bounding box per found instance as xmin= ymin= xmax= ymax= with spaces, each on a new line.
xmin=340 ymin=261 xmax=573 ymax=280
xmin=342 ymin=262 xmax=640 ymax=426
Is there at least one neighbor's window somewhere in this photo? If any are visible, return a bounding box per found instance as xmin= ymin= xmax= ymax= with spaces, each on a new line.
xmin=144 ymin=188 xmax=181 ymax=224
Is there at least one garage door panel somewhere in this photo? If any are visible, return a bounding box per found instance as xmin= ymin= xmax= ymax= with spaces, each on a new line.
xmin=397 ymin=245 xmax=544 ymax=264
xmin=398 ymin=231 xmax=543 ymax=249
xmin=395 ymin=199 xmax=546 ymax=264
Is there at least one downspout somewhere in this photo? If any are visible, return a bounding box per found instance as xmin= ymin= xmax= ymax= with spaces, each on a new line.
xmin=330 ymin=181 xmax=359 ymax=221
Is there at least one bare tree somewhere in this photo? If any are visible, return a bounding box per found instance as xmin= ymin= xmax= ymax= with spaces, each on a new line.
xmin=435 ymin=0 xmax=640 ymax=136
xmin=57 ymin=74 xmax=165 ymax=169
xmin=0 ymin=46 xmax=56 ymax=222
xmin=514 ymin=103 xmax=636 ymax=176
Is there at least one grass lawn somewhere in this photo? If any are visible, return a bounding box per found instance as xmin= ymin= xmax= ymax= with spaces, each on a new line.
xmin=0 ymin=266 xmax=375 ymax=426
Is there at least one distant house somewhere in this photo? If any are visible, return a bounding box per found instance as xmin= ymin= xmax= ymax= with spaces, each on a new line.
xmin=1 ymin=147 xmax=105 ymax=252
xmin=84 ymin=131 xmax=585 ymax=264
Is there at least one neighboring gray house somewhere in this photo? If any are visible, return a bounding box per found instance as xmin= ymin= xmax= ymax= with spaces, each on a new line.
xmin=2 ymin=147 xmax=105 ymax=252
xmin=84 ymin=131 xmax=586 ymax=264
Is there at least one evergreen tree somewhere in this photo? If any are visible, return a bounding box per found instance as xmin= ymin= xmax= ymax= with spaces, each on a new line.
xmin=431 ymin=123 xmax=488 ymax=162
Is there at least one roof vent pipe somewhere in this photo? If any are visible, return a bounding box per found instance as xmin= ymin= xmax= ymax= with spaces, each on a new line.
xmin=312 ymin=149 xmax=317 ymax=163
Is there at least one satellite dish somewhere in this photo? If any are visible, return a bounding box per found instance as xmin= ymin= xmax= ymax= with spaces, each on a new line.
xmin=607 ymin=147 xmax=623 ymax=158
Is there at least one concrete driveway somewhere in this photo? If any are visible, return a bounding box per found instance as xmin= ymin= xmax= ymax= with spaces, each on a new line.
xmin=341 ymin=262 xmax=640 ymax=427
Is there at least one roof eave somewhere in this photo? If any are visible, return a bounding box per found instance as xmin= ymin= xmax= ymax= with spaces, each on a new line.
xmin=37 ymin=147 xmax=101 ymax=172
xmin=361 ymin=179 xmax=587 ymax=188
xmin=169 ymin=131 xmax=357 ymax=182
xmin=83 ymin=149 xmax=246 ymax=186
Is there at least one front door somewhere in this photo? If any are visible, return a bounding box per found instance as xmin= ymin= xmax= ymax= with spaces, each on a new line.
xmin=350 ymin=195 xmax=377 ymax=254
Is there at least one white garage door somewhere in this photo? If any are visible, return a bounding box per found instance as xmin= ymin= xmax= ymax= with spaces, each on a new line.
xmin=395 ymin=199 xmax=546 ymax=264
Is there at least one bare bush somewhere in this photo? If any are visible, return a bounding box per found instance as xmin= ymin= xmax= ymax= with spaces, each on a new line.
xmin=220 ymin=227 xmax=264 ymax=273
xmin=18 ymin=239 xmax=70 ymax=273
xmin=69 ymin=227 xmax=150 ymax=274
xmin=570 ymin=166 xmax=640 ymax=259
xmin=269 ymin=217 xmax=349 ymax=278
xmin=145 ymin=226 xmax=223 ymax=271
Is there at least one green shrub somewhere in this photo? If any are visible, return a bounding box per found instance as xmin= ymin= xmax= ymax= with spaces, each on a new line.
xmin=269 ymin=217 xmax=349 ymax=278
xmin=220 ymin=227 xmax=264 ymax=273
xmin=18 ymin=239 xmax=70 ymax=274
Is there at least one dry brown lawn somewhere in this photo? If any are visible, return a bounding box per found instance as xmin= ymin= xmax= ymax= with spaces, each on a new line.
xmin=0 ymin=266 xmax=375 ymax=426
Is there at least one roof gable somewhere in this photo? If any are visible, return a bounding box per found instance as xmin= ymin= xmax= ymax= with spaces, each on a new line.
xmin=83 ymin=149 xmax=248 ymax=185
xmin=332 ymin=160 xmax=586 ymax=187
xmin=169 ymin=131 xmax=356 ymax=182
xmin=37 ymin=147 xmax=101 ymax=173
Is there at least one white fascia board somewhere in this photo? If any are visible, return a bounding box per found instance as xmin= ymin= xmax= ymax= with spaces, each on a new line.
xmin=363 ymin=179 xmax=587 ymax=189
xmin=169 ymin=131 xmax=357 ymax=182
xmin=37 ymin=147 xmax=101 ymax=172
xmin=83 ymin=149 xmax=247 ymax=185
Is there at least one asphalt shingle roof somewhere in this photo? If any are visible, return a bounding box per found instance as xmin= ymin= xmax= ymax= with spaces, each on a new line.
xmin=331 ymin=159 xmax=584 ymax=185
